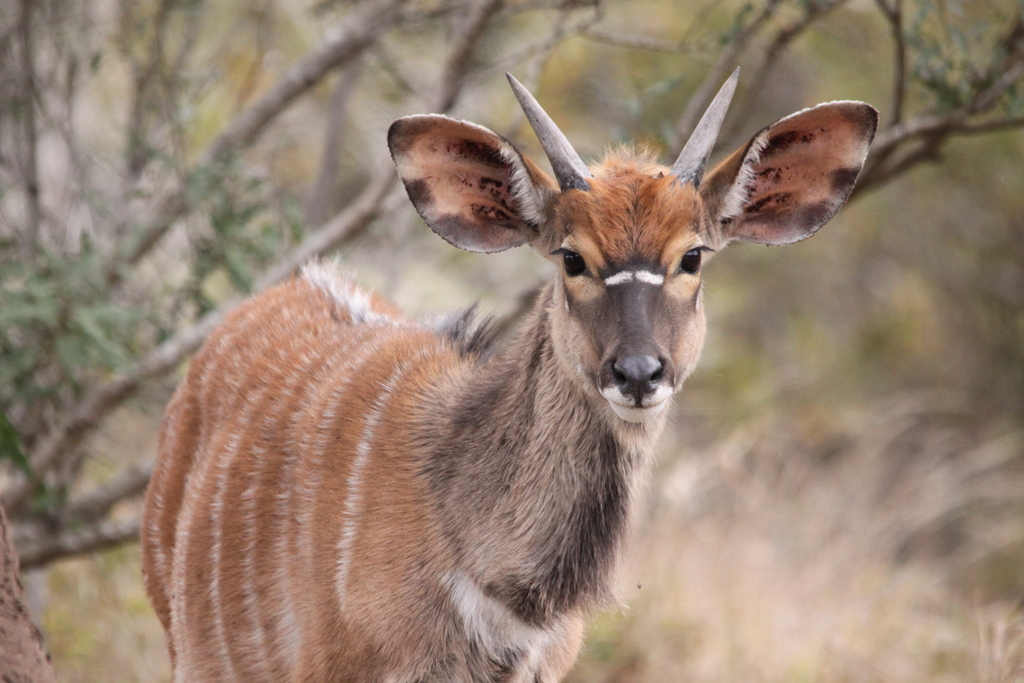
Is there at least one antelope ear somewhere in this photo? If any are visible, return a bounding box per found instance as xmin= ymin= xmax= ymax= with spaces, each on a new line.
xmin=700 ymin=101 xmax=878 ymax=246
xmin=388 ymin=115 xmax=557 ymax=253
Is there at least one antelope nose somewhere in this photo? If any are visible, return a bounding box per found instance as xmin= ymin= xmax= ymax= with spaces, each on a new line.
xmin=612 ymin=355 xmax=663 ymax=398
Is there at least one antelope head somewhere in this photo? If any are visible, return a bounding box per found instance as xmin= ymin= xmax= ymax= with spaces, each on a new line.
xmin=388 ymin=70 xmax=877 ymax=425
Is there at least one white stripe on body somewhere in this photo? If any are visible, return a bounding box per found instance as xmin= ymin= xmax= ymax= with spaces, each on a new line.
xmin=334 ymin=349 xmax=431 ymax=605
xmin=208 ymin=431 xmax=242 ymax=681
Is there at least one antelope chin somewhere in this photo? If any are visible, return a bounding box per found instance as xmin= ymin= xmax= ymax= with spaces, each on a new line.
xmin=601 ymin=385 xmax=673 ymax=424
xmin=606 ymin=400 xmax=669 ymax=424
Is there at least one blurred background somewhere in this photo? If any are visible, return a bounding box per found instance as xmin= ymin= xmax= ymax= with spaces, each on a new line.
xmin=1 ymin=0 xmax=1023 ymax=680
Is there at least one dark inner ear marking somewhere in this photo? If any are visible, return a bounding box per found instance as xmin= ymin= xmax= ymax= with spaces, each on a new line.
xmin=477 ymin=177 xmax=513 ymax=213
xmin=473 ymin=204 xmax=513 ymax=222
xmin=404 ymin=179 xmax=434 ymax=212
xmin=449 ymin=139 xmax=506 ymax=167
xmin=756 ymin=166 xmax=785 ymax=184
xmin=830 ymin=167 xmax=862 ymax=192
xmin=760 ymin=129 xmax=816 ymax=159
xmin=745 ymin=192 xmax=793 ymax=214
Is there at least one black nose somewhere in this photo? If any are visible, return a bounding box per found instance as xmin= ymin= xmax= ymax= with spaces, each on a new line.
xmin=612 ymin=355 xmax=663 ymax=400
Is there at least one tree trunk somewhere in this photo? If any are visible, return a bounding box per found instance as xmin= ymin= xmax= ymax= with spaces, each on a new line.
xmin=0 ymin=506 xmax=57 ymax=683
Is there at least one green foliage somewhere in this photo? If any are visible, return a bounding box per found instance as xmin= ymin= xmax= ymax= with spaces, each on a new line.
xmin=0 ymin=410 xmax=31 ymax=478
xmin=906 ymin=0 xmax=1024 ymax=113
xmin=0 ymin=241 xmax=141 ymax=408
xmin=181 ymin=158 xmax=304 ymax=316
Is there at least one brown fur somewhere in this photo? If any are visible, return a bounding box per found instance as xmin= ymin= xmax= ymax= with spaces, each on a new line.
xmin=142 ymin=97 xmax=876 ymax=683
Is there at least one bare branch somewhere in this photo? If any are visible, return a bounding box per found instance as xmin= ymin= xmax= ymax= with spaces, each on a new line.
xmin=1 ymin=306 xmax=228 ymax=512
xmin=741 ymin=0 xmax=852 ymax=119
xmin=15 ymin=517 xmax=141 ymax=570
xmin=202 ymin=0 xmax=406 ymax=165
xmin=122 ymin=0 xmax=177 ymax=180
xmin=16 ymin=0 xmax=40 ymax=254
xmin=957 ymin=116 xmax=1024 ymax=135
xmin=854 ymin=135 xmax=944 ymax=196
xmin=581 ymin=27 xmax=696 ymax=54
xmin=669 ymin=0 xmax=780 ymax=155
xmin=433 ymin=0 xmax=505 ymax=112
xmin=873 ymin=0 xmax=907 ymax=127
xmin=256 ymin=170 xmax=403 ymax=290
xmin=304 ymin=60 xmax=365 ymax=226
xmin=490 ymin=6 xmax=600 ymax=85
xmin=65 ymin=462 xmax=155 ymax=523
xmin=107 ymin=0 xmax=408 ymax=284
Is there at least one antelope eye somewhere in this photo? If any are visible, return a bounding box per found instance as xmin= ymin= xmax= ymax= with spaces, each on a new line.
xmin=679 ymin=249 xmax=702 ymax=274
xmin=562 ymin=250 xmax=586 ymax=277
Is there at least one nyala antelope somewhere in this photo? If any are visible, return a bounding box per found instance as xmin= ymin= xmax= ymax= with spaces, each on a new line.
xmin=142 ymin=70 xmax=877 ymax=682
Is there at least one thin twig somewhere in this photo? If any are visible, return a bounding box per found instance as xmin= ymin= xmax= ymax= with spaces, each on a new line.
xmin=490 ymin=7 xmax=600 ymax=85
xmin=669 ymin=0 xmax=780 ymax=156
xmin=17 ymin=0 xmax=40 ymax=254
xmin=123 ymin=0 xmax=176 ymax=180
xmin=497 ymin=6 xmax=600 ymax=140
xmin=433 ymin=0 xmax=505 ymax=113
xmin=581 ymin=27 xmax=696 ymax=54
xmin=873 ymin=0 xmax=906 ymax=127
xmin=742 ymin=0 xmax=852 ymax=118
xmin=304 ymin=59 xmax=365 ymax=226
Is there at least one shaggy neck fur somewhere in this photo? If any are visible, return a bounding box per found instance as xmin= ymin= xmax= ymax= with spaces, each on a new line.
xmin=424 ymin=282 xmax=665 ymax=626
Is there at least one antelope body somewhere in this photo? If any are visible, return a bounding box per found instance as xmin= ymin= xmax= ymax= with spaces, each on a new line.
xmin=141 ymin=72 xmax=877 ymax=682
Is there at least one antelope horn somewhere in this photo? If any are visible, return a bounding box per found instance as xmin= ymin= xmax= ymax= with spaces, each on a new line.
xmin=671 ymin=67 xmax=740 ymax=188
xmin=506 ymin=73 xmax=592 ymax=193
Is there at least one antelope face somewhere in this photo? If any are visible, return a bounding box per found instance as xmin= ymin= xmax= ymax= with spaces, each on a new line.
xmin=547 ymin=170 xmax=710 ymax=423
xmin=388 ymin=71 xmax=877 ymax=425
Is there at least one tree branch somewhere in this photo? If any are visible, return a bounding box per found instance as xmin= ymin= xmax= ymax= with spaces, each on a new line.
xmin=669 ymin=0 xmax=780 ymax=156
xmin=6 ymin=181 xmax=399 ymax=511
xmin=64 ymin=462 xmax=155 ymax=523
xmin=433 ymin=0 xmax=505 ymax=113
xmin=873 ymin=0 xmax=906 ymax=127
xmin=2 ymin=0 xmax=577 ymax=544
xmin=855 ymin=37 xmax=1024 ymax=198
xmin=304 ymin=59 xmax=365 ymax=226
xmin=741 ymin=0 xmax=851 ymax=120
xmin=581 ymin=27 xmax=696 ymax=54
xmin=16 ymin=0 xmax=40 ymax=255
xmin=15 ymin=516 xmax=141 ymax=569
xmin=105 ymin=0 xmax=408 ymax=286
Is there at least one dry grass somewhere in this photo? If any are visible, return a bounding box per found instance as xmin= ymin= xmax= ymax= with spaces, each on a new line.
xmin=36 ymin=546 xmax=170 ymax=683
xmin=567 ymin=393 xmax=1024 ymax=682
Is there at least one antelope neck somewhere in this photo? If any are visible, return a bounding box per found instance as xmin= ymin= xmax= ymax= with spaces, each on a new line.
xmin=424 ymin=283 xmax=662 ymax=625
